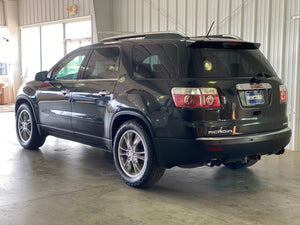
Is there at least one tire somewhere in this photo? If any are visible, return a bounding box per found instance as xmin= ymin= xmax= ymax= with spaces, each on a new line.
xmin=16 ymin=103 xmax=46 ymax=150
xmin=113 ymin=120 xmax=165 ymax=188
xmin=223 ymin=159 xmax=257 ymax=169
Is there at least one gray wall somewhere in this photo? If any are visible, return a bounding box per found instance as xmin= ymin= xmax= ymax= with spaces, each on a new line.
xmin=92 ymin=0 xmax=114 ymax=40
xmin=0 ymin=0 xmax=5 ymax=26
xmin=19 ymin=0 xmax=93 ymax=26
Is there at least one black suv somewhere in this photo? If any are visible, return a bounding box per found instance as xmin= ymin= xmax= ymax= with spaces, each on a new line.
xmin=16 ymin=32 xmax=291 ymax=187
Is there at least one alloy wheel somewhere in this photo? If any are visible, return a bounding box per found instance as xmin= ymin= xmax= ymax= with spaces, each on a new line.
xmin=118 ymin=130 xmax=148 ymax=178
xmin=18 ymin=109 xmax=32 ymax=143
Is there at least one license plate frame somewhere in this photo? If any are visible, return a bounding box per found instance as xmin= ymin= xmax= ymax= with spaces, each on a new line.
xmin=245 ymin=90 xmax=264 ymax=105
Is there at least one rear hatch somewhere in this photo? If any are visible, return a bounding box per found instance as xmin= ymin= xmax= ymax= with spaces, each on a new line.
xmin=172 ymin=40 xmax=289 ymax=137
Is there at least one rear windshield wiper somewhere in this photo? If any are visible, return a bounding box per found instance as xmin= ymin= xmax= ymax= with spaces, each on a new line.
xmin=254 ymin=72 xmax=272 ymax=78
xmin=250 ymin=72 xmax=272 ymax=83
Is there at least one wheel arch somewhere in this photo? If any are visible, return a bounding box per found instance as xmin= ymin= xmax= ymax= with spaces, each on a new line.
xmin=110 ymin=111 xmax=154 ymax=144
xmin=15 ymin=96 xmax=40 ymax=124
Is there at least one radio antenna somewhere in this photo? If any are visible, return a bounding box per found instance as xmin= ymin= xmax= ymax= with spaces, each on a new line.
xmin=206 ymin=21 xmax=215 ymax=37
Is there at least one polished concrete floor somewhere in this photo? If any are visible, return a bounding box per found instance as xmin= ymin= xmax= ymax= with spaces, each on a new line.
xmin=0 ymin=112 xmax=300 ymax=225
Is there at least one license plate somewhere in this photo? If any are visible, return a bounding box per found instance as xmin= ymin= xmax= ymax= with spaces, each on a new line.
xmin=245 ymin=90 xmax=264 ymax=105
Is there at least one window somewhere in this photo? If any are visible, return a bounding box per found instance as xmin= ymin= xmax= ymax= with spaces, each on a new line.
xmin=21 ymin=19 xmax=92 ymax=80
xmin=41 ymin=24 xmax=64 ymax=71
xmin=65 ymin=20 xmax=92 ymax=53
xmin=52 ymin=50 xmax=88 ymax=80
xmin=21 ymin=27 xmax=41 ymax=78
xmin=84 ymin=47 xmax=120 ymax=79
xmin=0 ymin=62 xmax=7 ymax=75
xmin=133 ymin=44 xmax=177 ymax=79
xmin=188 ymin=48 xmax=276 ymax=78
xmin=0 ymin=27 xmax=9 ymax=76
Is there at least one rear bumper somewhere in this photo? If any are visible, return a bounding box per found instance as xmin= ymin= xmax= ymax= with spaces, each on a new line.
xmin=153 ymin=127 xmax=291 ymax=168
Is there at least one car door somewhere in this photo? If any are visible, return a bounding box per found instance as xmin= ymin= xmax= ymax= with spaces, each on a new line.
xmin=37 ymin=49 xmax=90 ymax=135
xmin=71 ymin=46 xmax=120 ymax=146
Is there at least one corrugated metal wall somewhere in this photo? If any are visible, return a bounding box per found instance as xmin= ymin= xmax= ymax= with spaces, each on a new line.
xmin=19 ymin=0 xmax=93 ymax=26
xmin=112 ymin=0 xmax=300 ymax=151
xmin=0 ymin=0 xmax=5 ymax=27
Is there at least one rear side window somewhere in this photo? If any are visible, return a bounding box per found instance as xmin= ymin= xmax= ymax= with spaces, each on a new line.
xmin=84 ymin=47 xmax=120 ymax=79
xmin=133 ymin=44 xmax=177 ymax=79
xmin=188 ymin=48 xmax=276 ymax=78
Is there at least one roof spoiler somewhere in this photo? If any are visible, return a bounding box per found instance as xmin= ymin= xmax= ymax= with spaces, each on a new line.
xmin=100 ymin=31 xmax=188 ymax=43
xmin=192 ymin=34 xmax=242 ymax=40
xmin=189 ymin=40 xmax=261 ymax=49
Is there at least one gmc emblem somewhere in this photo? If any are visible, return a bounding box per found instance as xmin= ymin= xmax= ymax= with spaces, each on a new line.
xmin=251 ymin=84 xmax=263 ymax=89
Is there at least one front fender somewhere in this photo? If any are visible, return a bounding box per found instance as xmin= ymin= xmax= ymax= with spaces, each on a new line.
xmin=15 ymin=81 xmax=42 ymax=123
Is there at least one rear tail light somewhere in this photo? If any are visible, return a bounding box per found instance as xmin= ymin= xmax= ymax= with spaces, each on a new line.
xmin=171 ymin=87 xmax=220 ymax=108
xmin=279 ymin=85 xmax=287 ymax=103
xmin=200 ymin=88 xmax=220 ymax=108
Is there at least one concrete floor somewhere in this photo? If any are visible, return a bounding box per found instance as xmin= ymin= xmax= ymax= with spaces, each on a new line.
xmin=0 ymin=112 xmax=300 ymax=225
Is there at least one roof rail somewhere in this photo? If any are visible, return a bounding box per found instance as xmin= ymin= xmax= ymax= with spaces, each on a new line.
xmin=100 ymin=31 xmax=188 ymax=43
xmin=192 ymin=34 xmax=242 ymax=40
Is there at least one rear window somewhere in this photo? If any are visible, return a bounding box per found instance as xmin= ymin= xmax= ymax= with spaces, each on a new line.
xmin=188 ymin=48 xmax=276 ymax=78
xmin=132 ymin=44 xmax=177 ymax=79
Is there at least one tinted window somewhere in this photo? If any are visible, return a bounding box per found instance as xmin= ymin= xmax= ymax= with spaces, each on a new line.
xmin=133 ymin=44 xmax=177 ymax=79
xmin=84 ymin=47 xmax=120 ymax=79
xmin=52 ymin=50 xmax=88 ymax=80
xmin=188 ymin=48 xmax=276 ymax=78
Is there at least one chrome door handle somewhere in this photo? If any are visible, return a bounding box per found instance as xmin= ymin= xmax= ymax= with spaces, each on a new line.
xmin=61 ymin=89 xmax=70 ymax=95
xmin=98 ymin=90 xmax=110 ymax=96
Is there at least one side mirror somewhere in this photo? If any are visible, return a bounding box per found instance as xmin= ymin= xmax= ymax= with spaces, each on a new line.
xmin=35 ymin=71 xmax=48 ymax=81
